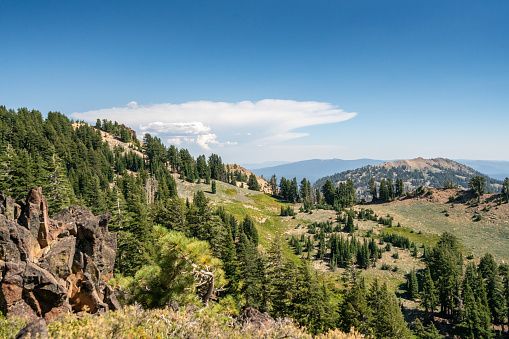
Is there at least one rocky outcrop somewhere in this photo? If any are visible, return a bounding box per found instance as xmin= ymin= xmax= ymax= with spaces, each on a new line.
xmin=241 ymin=307 xmax=275 ymax=328
xmin=0 ymin=188 xmax=119 ymax=321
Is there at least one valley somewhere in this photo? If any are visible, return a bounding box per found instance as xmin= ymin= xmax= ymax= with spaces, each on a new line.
xmin=1 ymin=107 xmax=509 ymax=338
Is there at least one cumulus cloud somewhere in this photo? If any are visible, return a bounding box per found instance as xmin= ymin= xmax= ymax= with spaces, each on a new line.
xmin=141 ymin=121 xmax=211 ymax=135
xmin=70 ymin=99 xmax=357 ymax=160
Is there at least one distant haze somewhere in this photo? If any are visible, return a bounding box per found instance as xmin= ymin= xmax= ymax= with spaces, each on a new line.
xmin=249 ymin=159 xmax=386 ymax=185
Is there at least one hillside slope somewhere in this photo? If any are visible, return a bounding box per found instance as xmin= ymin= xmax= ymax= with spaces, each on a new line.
xmin=314 ymin=157 xmax=503 ymax=197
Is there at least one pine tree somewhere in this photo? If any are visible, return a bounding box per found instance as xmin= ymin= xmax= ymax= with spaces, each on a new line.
xmin=292 ymin=261 xmax=334 ymax=334
xmin=461 ymin=262 xmax=493 ymax=338
xmin=237 ymin=232 xmax=265 ymax=310
xmin=369 ymin=177 xmax=377 ymax=201
xmin=479 ymin=253 xmax=506 ymax=324
xmin=241 ymin=215 xmax=259 ymax=246
xmin=426 ymin=232 xmax=462 ymax=316
xmin=368 ymin=279 xmax=411 ymax=338
xmin=131 ymin=226 xmax=225 ymax=307
xmin=502 ymin=177 xmax=509 ymax=202
xmin=345 ymin=213 xmax=355 ymax=234
xmin=387 ymin=178 xmax=395 ymax=201
xmin=408 ymin=269 xmax=419 ymax=300
xmin=421 ymin=267 xmax=438 ymax=321
xmin=338 ymin=278 xmax=371 ymax=335
xmin=247 ymin=173 xmax=261 ymax=191
xmin=396 ymin=178 xmax=404 ymax=197
xmin=379 ymin=178 xmax=388 ymax=202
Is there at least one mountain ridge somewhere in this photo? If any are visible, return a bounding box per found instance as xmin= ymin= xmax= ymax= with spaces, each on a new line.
xmin=313 ymin=157 xmax=503 ymax=198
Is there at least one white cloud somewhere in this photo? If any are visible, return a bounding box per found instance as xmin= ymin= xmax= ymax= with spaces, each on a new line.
xmin=70 ymin=99 xmax=357 ymax=160
xmin=167 ymin=137 xmax=182 ymax=145
xmin=141 ymin=121 xmax=211 ymax=135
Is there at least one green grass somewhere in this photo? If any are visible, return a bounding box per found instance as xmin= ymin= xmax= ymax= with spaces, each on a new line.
xmin=381 ymin=227 xmax=439 ymax=248
xmin=224 ymin=188 xmax=238 ymax=196
xmin=368 ymin=200 xmax=509 ymax=262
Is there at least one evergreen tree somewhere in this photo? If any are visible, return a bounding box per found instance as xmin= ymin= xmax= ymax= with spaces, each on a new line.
xmin=426 ymin=232 xmax=462 ymax=316
xmin=396 ymin=178 xmax=404 ymax=197
xmin=379 ymin=178 xmax=389 ymax=202
xmin=131 ymin=226 xmax=225 ymax=307
xmin=369 ymin=177 xmax=377 ymax=201
xmin=247 ymin=173 xmax=261 ymax=191
xmin=407 ymin=269 xmax=419 ymax=300
xmin=413 ymin=319 xmax=442 ymax=339
xmin=237 ymin=232 xmax=266 ymax=310
xmin=387 ymin=178 xmax=395 ymax=201
xmin=345 ymin=213 xmax=355 ymax=234
xmin=469 ymin=175 xmax=487 ymax=200
xmin=502 ymin=177 xmax=509 ymax=202
xmin=479 ymin=253 xmax=506 ymax=324
xmin=321 ymin=180 xmax=336 ymax=206
xmin=368 ymin=279 xmax=411 ymax=338
xmin=268 ymin=174 xmax=277 ymax=195
xmin=421 ymin=267 xmax=438 ymax=321
xmin=461 ymin=262 xmax=493 ymax=338
xmin=241 ymin=215 xmax=259 ymax=246
xmin=292 ymin=261 xmax=334 ymax=334
xmin=338 ymin=278 xmax=371 ymax=335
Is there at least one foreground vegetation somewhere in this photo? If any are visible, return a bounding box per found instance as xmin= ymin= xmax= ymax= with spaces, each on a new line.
xmin=1 ymin=304 xmax=366 ymax=339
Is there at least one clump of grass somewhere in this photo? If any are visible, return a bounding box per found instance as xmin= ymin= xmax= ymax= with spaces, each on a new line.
xmin=224 ymin=188 xmax=238 ymax=196
xmin=0 ymin=312 xmax=27 ymax=339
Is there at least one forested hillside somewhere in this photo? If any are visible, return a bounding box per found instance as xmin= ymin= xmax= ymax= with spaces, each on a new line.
xmin=314 ymin=157 xmax=502 ymax=200
xmin=3 ymin=106 xmax=509 ymax=339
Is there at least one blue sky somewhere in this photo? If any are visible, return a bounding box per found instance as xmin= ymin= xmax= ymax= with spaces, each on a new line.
xmin=1 ymin=0 xmax=508 ymax=164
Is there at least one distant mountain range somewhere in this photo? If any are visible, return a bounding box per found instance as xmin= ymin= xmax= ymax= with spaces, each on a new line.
xmin=248 ymin=158 xmax=509 ymax=187
xmin=453 ymin=160 xmax=509 ymax=181
xmin=248 ymin=159 xmax=386 ymax=184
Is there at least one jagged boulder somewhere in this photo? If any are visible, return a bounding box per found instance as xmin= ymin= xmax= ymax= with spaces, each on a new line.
xmin=0 ymin=193 xmax=20 ymax=221
xmin=0 ymin=215 xmax=41 ymax=262
xmin=0 ymin=188 xmax=118 ymax=320
xmin=39 ymin=236 xmax=76 ymax=280
xmin=0 ymin=262 xmax=38 ymax=320
xmin=53 ymin=207 xmax=116 ymax=281
xmin=18 ymin=188 xmax=51 ymax=248
xmin=241 ymin=307 xmax=275 ymax=328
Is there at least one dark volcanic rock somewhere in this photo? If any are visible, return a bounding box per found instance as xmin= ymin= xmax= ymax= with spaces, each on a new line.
xmin=0 ymin=188 xmax=118 ymax=320
xmin=40 ymin=236 xmax=76 ymax=280
xmin=0 ymin=215 xmax=41 ymax=262
xmin=0 ymin=193 xmax=18 ymax=221
xmin=18 ymin=188 xmax=51 ymax=248
xmin=54 ymin=207 xmax=116 ymax=281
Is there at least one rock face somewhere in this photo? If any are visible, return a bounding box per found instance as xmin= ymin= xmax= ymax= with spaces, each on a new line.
xmin=0 ymin=188 xmax=119 ymax=321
